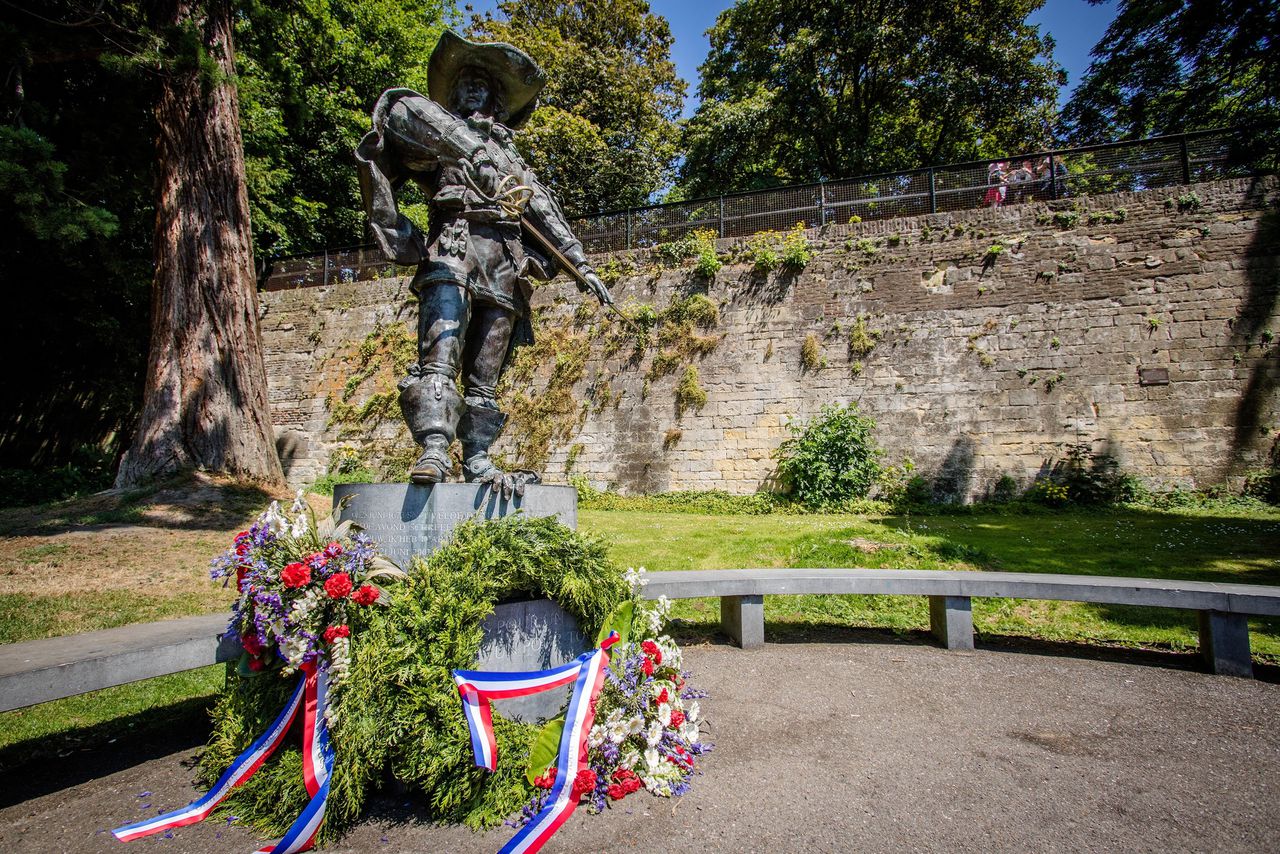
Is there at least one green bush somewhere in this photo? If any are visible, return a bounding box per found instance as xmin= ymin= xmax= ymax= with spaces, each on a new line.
xmin=780 ymin=223 xmax=813 ymax=270
xmin=743 ymin=231 xmax=780 ymax=272
xmin=1245 ymin=469 xmax=1280 ymax=503
xmin=310 ymin=446 xmax=378 ymax=496
xmin=773 ymin=403 xmax=884 ymax=509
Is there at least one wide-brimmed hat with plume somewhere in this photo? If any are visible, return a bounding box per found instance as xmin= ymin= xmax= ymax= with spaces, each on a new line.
xmin=427 ymin=28 xmax=546 ymax=129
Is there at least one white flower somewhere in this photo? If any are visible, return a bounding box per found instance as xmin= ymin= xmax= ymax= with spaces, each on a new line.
xmin=646 ymin=777 xmax=673 ymax=797
xmin=623 ymin=566 xmax=649 ymax=593
xmin=646 ymin=720 xmax=663 ymax=747
xmin=606 ymin=707 xmax=624 ymax=725
xmin=264 ymin=501 xmax=287 ymax=535
xmin=627 ymin=714 xmax=644 ymax=735
xmin=290 ymin=510 xmax=309 ymax=539
xmin=687 ymin=700 xmax=700 ymax=722
xmin=291 ymin=488 xmax=307 ymax=514
xmin=646 ymin=595 xmax=671 ymax=634
xmin=587 ymin=725 xmax=605 ymax=748
xmin=607 ymin=720 xmax=629 ymax=744
xmin=279 ymin=633 xmax=309 ymax=666
xmin=621 ymin=749 xmax=640 ymax=770
xmin=657 ymin=702 xmax=672 ymax=727
xmin=682 ymin=719 xmax=700 ymax=743
xmin=328 ymin=637 xmax=350 ymax=684
xmin=657 ymin=636 xmax=682 ymax=670
xmin=643 ymin=746 xmax=661 ymax=772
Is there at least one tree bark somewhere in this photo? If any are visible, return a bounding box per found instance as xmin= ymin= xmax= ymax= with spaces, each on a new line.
xmin=115 ymin=0 xmax=283 ymax=487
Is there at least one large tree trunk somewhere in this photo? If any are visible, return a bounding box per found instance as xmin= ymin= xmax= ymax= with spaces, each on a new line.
xmin=115 ymin=0 xmax=282 ymax=487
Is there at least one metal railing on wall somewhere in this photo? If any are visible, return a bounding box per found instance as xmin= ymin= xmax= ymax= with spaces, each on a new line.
xmin=260 ymin=129 xmax=1246 ymax=291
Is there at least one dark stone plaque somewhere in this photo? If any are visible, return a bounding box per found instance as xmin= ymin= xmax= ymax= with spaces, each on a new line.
xmin=475 ymin=598 xmax=588 ymax=722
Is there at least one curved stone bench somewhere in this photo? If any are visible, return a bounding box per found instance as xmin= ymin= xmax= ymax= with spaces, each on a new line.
xmin=0 ymin=614 xmax=234 ymax=713
xmin=643 ymin=568 xmax=1280 ymax=678
xmin=2 ymin=568 xmax=1277 ymax=713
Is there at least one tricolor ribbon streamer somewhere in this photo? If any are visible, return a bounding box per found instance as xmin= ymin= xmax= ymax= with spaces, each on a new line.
xmin=113 ymin=662 xmax=335 ymax=854
xmin=453 ymin=631 xmax=620 ymax=854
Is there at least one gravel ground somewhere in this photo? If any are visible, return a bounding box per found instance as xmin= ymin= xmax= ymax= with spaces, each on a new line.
xmin=3 ymin=635 xmax=1278 ymax=854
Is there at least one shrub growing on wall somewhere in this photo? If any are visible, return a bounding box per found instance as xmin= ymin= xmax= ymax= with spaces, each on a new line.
xmin=773 ymin=403 xmax=883 ymax=509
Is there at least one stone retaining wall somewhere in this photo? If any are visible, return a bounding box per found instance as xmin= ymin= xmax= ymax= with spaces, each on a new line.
xmin=260 ymin=176 xmax=1280 ymax=499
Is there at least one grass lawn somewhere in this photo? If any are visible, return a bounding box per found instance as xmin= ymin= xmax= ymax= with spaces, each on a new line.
xmin=2 ymin=483 xmax=1278 ymax=761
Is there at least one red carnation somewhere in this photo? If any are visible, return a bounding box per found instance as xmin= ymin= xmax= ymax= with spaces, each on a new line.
xmin=281 ymin=562 xmax=311 ymax=588
xmin=352 ymin=584 xmax=379 ymax=606
xmin=324 ymin=572 xmax=353 ymax=599
xmin=533 ymin=769 xmax=556 ymax=789
xmin=234 ymin=531 xmax=251 ymax=556
xmin=247 ymin=657 xmax=266 ymax=672
xmin=670 ymin=710 xmax=685 ymax=728
xmin=641 ymin=640 xmax=663 ymax=665
xmin=235 ymin=566 xmax=250 ymax=592
xmin=655 ymin=687 xmax=669 ymax=705
xmin=323 ymin=542 xmax=343 ymax=559
xmin=641 ymin=657 xmax=654 ymax=676
xmin=606 ymin=783 xmax=627 ymax=801
xmin=241 ymin=632 xmax=264 ymax=656
xmin=613 ymin=769 xmax=641 ymax=794
xmin=570 ymin=768 xmax=597 ymax=799
xmin=323 ymin=625 xmax=351 ymax=644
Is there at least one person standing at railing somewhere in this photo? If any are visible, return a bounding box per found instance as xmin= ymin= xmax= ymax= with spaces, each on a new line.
xmin=1036 ymin=156 xmax=1069 ymax=199
xmin=983 ymin=161 xmax=1008 ymax=207
xmin=1007 ymin=160 xmax=1034 ymax=204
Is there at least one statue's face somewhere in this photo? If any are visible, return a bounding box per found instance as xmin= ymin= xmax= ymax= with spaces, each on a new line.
xmin=454 ymin=69 xmax=493 ymax=116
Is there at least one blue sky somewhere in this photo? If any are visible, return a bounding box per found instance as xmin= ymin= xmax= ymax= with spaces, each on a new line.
xmin=466 ymin=0 xmax=1120 ymax=116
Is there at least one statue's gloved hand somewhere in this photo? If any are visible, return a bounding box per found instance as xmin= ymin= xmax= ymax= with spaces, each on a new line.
xmin=474 ymin=466 xmax=541 ymax=500
xmin=578 ymin=268 xmax=614 ymax=308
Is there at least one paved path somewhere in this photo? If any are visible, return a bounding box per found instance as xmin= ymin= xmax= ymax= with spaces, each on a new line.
xmin=3 ymin=635 xmax=1278 ymax=853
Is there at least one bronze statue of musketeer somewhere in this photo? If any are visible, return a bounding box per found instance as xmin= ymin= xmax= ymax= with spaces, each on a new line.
xmin=356 ymin=30 xmax=613 ymax=496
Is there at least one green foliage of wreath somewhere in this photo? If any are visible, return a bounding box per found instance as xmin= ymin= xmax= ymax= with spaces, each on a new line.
xmin=199 ymin=515 xmax=630 ymax=843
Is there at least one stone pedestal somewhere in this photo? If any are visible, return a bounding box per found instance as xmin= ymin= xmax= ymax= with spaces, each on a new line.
xmin=333 ymin=482 xmax=577 ymax=570
xmin=333 ymin=482 xmax=585 ymax=722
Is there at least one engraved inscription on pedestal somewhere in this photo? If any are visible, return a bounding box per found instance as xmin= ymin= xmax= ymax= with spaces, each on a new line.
xmin=475 ymin=598 xmax=588 ymax=722
xmin=333 ymin=483 xmax=577 ymax=569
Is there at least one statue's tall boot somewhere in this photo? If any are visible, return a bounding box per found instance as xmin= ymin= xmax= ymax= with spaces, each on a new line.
xmin=459 ymin=404 xmax=541 ymax=497
xmin=458 ymin=404 xmax=508 ymax=483
xmin=398 ymin=372 xmax=464 ymax=484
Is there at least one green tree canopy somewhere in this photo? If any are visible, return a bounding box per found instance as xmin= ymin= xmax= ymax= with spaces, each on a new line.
xmin=1060 ymin=0 xmax=1277 ymax=167
xmin=470 ymin=0 xmax=686 ymax=214
xmin=679 ymin=0 xmax=1064 ymax=198
xmin=236 ymin=0 xmax=455 ymax=258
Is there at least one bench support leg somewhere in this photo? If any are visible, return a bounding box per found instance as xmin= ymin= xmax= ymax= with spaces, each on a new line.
xmin=929 ymin=595 xmax=974 ymax=651
xmin=1198 ymin=610 xmax=1252 ymax=678
xmin=721 ymin=595 xmax=764 ymax=649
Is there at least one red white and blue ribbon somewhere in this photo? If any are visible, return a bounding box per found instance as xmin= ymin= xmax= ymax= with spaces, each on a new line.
xmin=113 ymin=662 xmax=335 ymax=854
xmin=453 ymin=631 xmax=619 ymax=854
